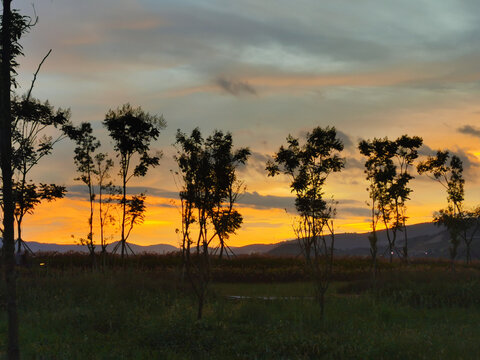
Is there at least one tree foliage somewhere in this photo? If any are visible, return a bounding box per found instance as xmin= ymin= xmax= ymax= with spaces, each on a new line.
xmin=418 ymin=151 xmax=465 ymax=269
xmin=64 ymin=122 xmax=101 ymax=258
xmin=124 ymin=193 xmax=146 ymax=243
xmin=358 ymin=135 xmax=422 ymax=262
xmin=94 ymin=152 xmax=117 ymax=256
xmin=8 ymin=97 xmax=70 ymax=252
xmin=417 ymin=150 xmax=464 ymax=213
xmin=103 ymin=103 xmax=165 ymax=258
xmin=266 ymin=127 xmax=344 ymax=255
xmin=266 ymin=126 xmax=345 ymax=316
xmin=175 ymin=127 xmax=250 ymax=319
xmin=0 ymin=8 xmax=35 ymax=87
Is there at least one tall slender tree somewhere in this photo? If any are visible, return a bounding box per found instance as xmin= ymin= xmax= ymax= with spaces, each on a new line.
xmin=94 ymin=152 xmax=116 ymax=260
xmin=392 ymin=135 xmax=423 ymax=260
xmin=1 ymin=3 xmax=24 ymax=358
xmin=65 ymin=122 xmax=101 ymax=262
xmin=266 ymin=126 xmax=345 ymax=317
xmin=364 ymin=169 xmax=381 ymax=279
xmin=1 ymin=7 xmax=69 ymax=357
xmin=359 ymin=138 xmax=396 ymax=262
xmin=207 ymin=130 xmax=249 ymax=258
xmin=103 ymin=104 xmax=165 ymax=258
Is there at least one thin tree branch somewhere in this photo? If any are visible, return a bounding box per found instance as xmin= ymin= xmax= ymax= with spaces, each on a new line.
xmin=26 ymin=49 xmax=52 ymax=101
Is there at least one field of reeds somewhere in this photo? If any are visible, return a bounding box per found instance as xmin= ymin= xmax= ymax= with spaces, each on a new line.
xmin=1 ymin=253 xmax=480 ymax=359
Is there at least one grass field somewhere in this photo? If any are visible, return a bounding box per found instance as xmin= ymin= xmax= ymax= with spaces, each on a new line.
xmin=1 ymin=255 xmax=480 ymax=359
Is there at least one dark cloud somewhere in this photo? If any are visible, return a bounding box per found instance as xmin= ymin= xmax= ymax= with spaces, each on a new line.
xmin=68 ymin=185 xmax=366 ymax=214
xmin=418 ymin=144 xmax=438 ymax=157
xmin=215 ymin=77 xmax=257 ymax=96
xmin=338 ymin=199 xmax=363 ymax=206
xmin=345 ymin=157 xmax=364 ymax=170
xmin=339 ymin=206 xmax=370 ymax=218
xmin=66 ymin=185 xmax=179 ymax=200
xmin=65 ymin=185 xmax=90 ymax=200
xmin=250 ymin=151 xmax=270 ymax=164
xmin=455 ymin=148 xmax=479 ymax=178
xmin=238 ymin=191 xmax=364 ymax=213
xmin=458 ymin=124 xmax=480 ymax=138
xmin=417 ymin=144 xmax=480 ymax=182
xmin=238 ymin=151 xmax=270 ymax=176
xmin=419 ymin=144 xmax=478 ymax=171
xmin=295 ymin=129 xmax=353 ymax=150
xmin=238 ymin=191 xmax=295 ymax=211
xmin=336 ymin=129 xmax=353 ymax=149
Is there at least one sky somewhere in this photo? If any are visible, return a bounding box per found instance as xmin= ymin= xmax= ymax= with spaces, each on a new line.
xmin=8 ymin=0 xmax=480 ymax=247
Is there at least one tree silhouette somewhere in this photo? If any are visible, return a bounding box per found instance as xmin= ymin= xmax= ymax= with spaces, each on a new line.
xmin=358 ymin=135 xmax=422 ymax=263
xmin=12 ymin=96 xmax=70 ymax=253
xmin=0 ymin=5 xmax=35 ymax=358
xmin=417 ymin=150 xmax=464 ymax=270
xmin=393 ymin=135 xmax=423 ymax=260
xmin=207 ymin=130 xmax=250 ymax=258
xmin=175 ymin=128 xmax=250 ymax=319
xmin=361 ymin=161 xmax=381 ymax=279
xmin=460 ymin=207 xmax=480 ymax=264
xmin=65 ymin=122 xmax=101 ymax=262
xmin=11 ymin=182 xmax=65 ymax=251
xmin=94 ymin=152 xmax=117 ymax=262
xmin=103 ymin=104 xmax=165 ymax=258
xmin=266 ymin=126 xmax=345 ymax=317
xmin=124 ymin=193 xmax=146 ymax=244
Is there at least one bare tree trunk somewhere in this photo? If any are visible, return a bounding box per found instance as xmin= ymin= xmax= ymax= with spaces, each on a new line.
xmin=1 ymin=1 xmax=20 ymax=358
xmin=16 ymin=216 xmax=22 ymax=253
xmin=98 ymin=186 xmax=106 ymax=269
xmin=88 ymin=182 xmax=97 ymax=269
xmin=382 ymin=216 xmax=394 ymax=263
xmin=403 ymin=218 xmax=408 ymax=262
xmin=121 ymin=170 xmax=126 ymax=259
xmin=218 ymin=235 xmax=224 ymax=259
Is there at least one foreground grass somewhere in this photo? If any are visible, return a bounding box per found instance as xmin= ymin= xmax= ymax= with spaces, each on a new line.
xmin=1 ymin=267 xmax=480 ymax=359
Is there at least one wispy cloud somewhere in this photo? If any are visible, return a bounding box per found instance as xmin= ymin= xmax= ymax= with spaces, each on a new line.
xmin=458 ymin=124 xmax=480 ymax=138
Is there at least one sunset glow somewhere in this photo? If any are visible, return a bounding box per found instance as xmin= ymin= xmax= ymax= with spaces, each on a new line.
xmin=8 ymin=0 xmax=480 ymax=248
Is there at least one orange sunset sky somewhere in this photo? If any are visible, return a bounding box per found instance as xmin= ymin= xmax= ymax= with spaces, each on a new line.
xmin=9 ymin=0 xmax=480 ymax=247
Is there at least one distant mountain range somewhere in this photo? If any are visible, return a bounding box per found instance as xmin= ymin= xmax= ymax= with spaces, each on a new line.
xmin=268 ymin=222 xmax=451 ymax=258
xmin=1 ymin=222 xmax=479 ymax=260
xmin=0 ymin=240 xmax=178 ymax=255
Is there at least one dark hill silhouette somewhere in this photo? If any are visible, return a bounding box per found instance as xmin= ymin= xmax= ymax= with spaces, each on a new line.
xmin=267 ymin=222 xmax=476 ymax=259
xmin=0 ymin=240 xmax=177 ymax=254
xmin=106 ymin=242 xmax=178 ymax=254
xmin=2 ymin=222 xmax=480 ymax=260
xmin=229 ymin=243 xmax=279 ymax=255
